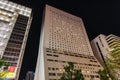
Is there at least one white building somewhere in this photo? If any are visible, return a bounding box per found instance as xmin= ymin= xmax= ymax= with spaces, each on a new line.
xmin=0 ymin=0 xmax=32 ymax=80
xmin=34 ymin=5 xmax=103 ymax=80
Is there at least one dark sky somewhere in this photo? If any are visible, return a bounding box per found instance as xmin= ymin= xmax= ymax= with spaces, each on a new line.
xmin=9 ymin=0 xmax=120 ymax=79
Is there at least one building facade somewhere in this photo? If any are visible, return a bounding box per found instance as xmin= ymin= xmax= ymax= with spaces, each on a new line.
xmin=91 ymin=34 xmax=110 ymax=68
xmin=34 ymin=5 xmax=103 ymax=80
xmin=0 ymin=0 xmax=32 ymax=80
xmin=91 ymin=34 xmax=120 ymax=79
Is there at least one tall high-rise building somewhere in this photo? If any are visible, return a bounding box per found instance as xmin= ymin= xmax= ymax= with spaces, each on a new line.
xmin=0 ymin=0 xmax=32 ymax=80
xmin=34 ymin=5 xmax=103 ymax=80
xmin=91 ymin=34 xmax=120 ymax=79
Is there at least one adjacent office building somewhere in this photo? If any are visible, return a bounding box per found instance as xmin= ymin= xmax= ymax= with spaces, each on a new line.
xmin=34 ymin=5 xmax=103 ymax=80
xmin=91 ymin=34 xmax=109 ymax=68
xmin=91 ymin=34 xmax=120 ymax=79
xmin=0 ymin=0 xmax=32 ymax=80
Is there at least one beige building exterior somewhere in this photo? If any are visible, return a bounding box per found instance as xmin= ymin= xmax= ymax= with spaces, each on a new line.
xmin=91 ymin=34 xmax=120 ymax=80
xmin=0 ymin=0 xmax=32 ymax=80
xmin=91 ymin=34 xmax=110 ymax=68
xmin=34 ymin=5 xmax=103 ymax=80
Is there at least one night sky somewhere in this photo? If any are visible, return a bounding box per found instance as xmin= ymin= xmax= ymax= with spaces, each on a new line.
xmin=9 ymin=0 xmax=120 ymax=79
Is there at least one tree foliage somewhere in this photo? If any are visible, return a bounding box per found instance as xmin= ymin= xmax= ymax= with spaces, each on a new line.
xmin=97 ymin=68 xmax=116 ymax=80
xmin=0 ymin=59 xmax=5 ymax=68
xmin=104 ymin=48 xmax=120 ymax=80
xmin=0 ymin=59 xmax=10 ymax=78
xmin=60 ymin=62 xmax=84 ymax=80
xmin=97 ymin=46 xmax=120 ymax=80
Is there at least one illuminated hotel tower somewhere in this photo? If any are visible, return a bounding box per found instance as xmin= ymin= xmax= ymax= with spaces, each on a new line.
xmin=0 ymin=0 xmax=32 ymax=80
xmin=34 ymin=5 xmax=103 ymax=80
xmin=91 ymin=34 xmax=120 ymax=79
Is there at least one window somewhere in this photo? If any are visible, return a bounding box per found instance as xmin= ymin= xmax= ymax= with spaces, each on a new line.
xmin=49 ymin=73 xmax=56 ymax=76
